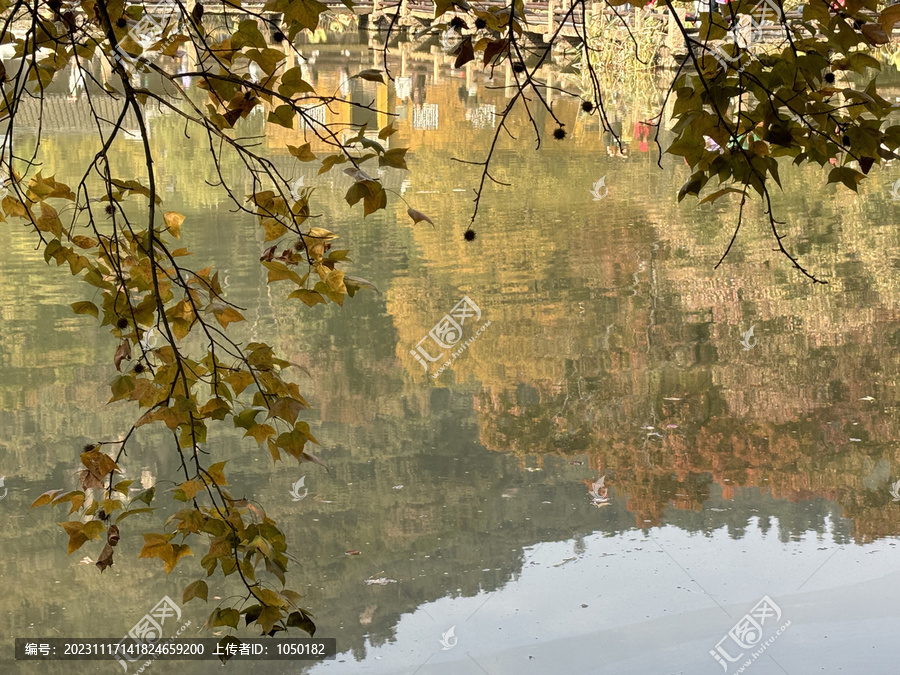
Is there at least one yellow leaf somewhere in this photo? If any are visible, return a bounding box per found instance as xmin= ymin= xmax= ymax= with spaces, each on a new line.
xmin=139 ymin=532 xmax=182 ymax=571
xmin=258 ymin=588 xmax=289 ymax=608
xmin=379 ymin=148 xmax=408 ymax=170
xmin=268 ymin=397 xmax=304 ymax=425
xmin=325 ymin=269 xmax=347 ymax=296
xmin=164 ymin=212 xmax=185 ymax=239
xmin=306 ymin=227 xmax=338 ymax=241
xmin=225 ymin=371 xmax=255 ymax=396
xmin=178 ymin=479 xmax=203 ymax=500
xmin=52 ymin=490 xmax=86 ymax=514
xmin=71 ymin=235 xmax=98 ymax=249
xmin=261 ymin=260 xmax=303 ymax=284
xmin=318 ymin=154 xmax=347 ymax=174
xmin=99 ymin=498 xmax=124 ymax=514
xmin=59 ymin=521 xmax=89 ymax=555
xmin=32 ymin=489 xmax=62 ymax=508
xmin=256 ymin=606 xmax=283 ymax=633
xmin=183 ymin=579 xmax=208 ymax=604
xmin=207 ymin=461 xmax=228 ymax=486
xmin=288 ymin=289 xmax=326 ymax=306
xmin=288 ymin=143 xmax=317 ymax=162
xmin=378 ymin=122 xmax=397 ymax=140
xmin=166 ymin=544 xmax=193 ymax=574
xmin=246 ymin=423 xmax=276 ymax=445
xmin=83 ymin=520 xmax=105 ymax=540
xmin=262 ymin=220 xmax=288 ymax=242
xmin=81 ymin=449 xmax=119 ymax=481
xmin=36 ymin=202 xmax=63 ymax=237
xmin=198 ymin=397 xmax=230 ymax=420
xmin=171 ymin=318 xmax=193 ymax=341
xmin=213 ymin=306 xmax=244 ymax=328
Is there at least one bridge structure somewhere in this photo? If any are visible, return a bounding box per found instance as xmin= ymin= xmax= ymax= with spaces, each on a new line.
xmin=116 ymin=1 xmax=885 ymax=61
xmin=132 ymin=0 xmax=661 ymax=42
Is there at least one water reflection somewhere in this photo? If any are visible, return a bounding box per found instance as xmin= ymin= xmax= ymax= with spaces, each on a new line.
xmin=1 ymin=26 xmax=900 ymax=674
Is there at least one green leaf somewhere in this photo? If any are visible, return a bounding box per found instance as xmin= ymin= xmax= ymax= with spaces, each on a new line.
xmin=116 ymin=507 xmax=155 ymax=523
xmin=262 ymin=260 xmax=304 ymax=285
xmin=286 ymin=610 xmax=316 ymax=636
xmin=827 ymin=166 xmax=865 ymax=192
xmin=379 ymin=148 xmax=408 ymax=170
xmin=109 ymin=374 xmax=135 ymax=402
xmin=267 ymin=105 xmax=295 ymax=129
xmin=280 ymin=0 xmax=328 ymax=32
xmin=213 ymin=607 xmax=241 ymax=629
xmin=677 ymin=175 xmax=705 ymax=202
xmin=279 ymin=66 xmax=315 ymax=96
xmin=355 ymin=69 xmax=384 ymax=84
xmin=319 ymin=154 xmax=347 ymax=174
xmin=699 ymin=187 xmax=745 ymax=205
xmin=234 ymin=407 xmax=262 ymax=430
xmin=132 ymin=487 xmax=155 ymax=506
xmin=71 ymin=301 xmax=99 ymax=319
xmin=113 ymin=480 xmax=133 ymax=495
xmin=345 ymin=181 xmax=370 ymax=207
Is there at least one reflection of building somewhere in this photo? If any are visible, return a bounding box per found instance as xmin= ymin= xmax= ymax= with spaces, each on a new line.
xmin=394 ymin=77 xmax=412 ymax=102
xmin=412 ymin=103 xmax=438 ymax=130
xmin=140 ymin=468 xmax=156 ymax=490
xmin=470 ymin=104 xmax=495 ymax=129
xmin=16 ymin=93 xmax=144 ymax=137
xmin=300 ymin=103 xmax=328 ymax=131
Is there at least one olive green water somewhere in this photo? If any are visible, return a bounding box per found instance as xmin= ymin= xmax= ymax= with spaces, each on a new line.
xmin=2 ymin=31 xmax=900 ymax=675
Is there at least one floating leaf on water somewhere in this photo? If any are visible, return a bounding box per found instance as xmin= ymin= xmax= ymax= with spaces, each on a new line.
xmin=364 ymin=577 xmax=397 ymax=585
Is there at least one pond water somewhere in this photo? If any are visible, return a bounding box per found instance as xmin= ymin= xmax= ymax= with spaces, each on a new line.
xmin=2 ymin=29 xmax=900 ymax=675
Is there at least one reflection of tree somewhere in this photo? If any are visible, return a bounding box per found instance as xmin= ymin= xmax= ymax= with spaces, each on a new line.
xmin=377 ymin=69 xmax=900 ymax=547
xmin=8 ymin=43 xmax=900 ymax=671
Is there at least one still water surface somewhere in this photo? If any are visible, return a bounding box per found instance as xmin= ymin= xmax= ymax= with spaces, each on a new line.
xmin=1 ymin=30 xmax=900 ymax=675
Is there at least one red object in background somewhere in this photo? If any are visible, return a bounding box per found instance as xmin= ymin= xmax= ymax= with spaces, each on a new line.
xmin=634 ymin=121 xmax=651 ymax=153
